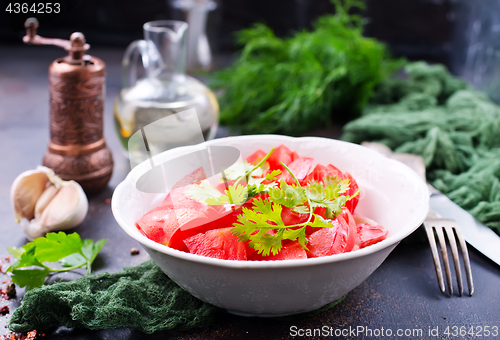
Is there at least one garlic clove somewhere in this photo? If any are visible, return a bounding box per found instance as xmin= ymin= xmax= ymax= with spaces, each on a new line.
xmin=20 ymin=218 xmax=52 ymax=241
xmin=10 ymin=170 xmax=50 ymax=222
xmin=34 ymin=184 xmax=59 ymax=219
xmin=11 ymin=166 xmax=89 ymax=240
xmin=38 ymin=181 xmax=88 ymax=230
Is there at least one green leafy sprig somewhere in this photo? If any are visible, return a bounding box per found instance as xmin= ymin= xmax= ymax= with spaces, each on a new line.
xmin=184 ymin=148 xmax=280 ymax=206
xmin=7 ymin=232 xmax=107 ymax=290
xmin=232 ymin=163 xmax=357 ymax=256
xmin=183 ymin=148 xmax=359 ymax=256
xmin=211 ymin=0 xmax=402 ymax=135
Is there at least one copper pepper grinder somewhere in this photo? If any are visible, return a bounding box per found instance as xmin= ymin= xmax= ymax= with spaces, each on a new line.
xmin=23 ymin=18 xmax=113 ymax=194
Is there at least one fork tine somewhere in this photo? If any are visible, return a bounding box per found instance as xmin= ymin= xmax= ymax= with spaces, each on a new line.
xmin=454 ymin=227 xmax=474 ymax=296
xmin=434 ymin=226 xmax=453 ymax=295
xmin=424 ymin=224 xmax=446 ymax=293
xmin=444 ymin=225 xmax=463 ymax=296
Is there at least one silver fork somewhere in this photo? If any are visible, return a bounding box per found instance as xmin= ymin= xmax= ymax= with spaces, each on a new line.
xmin=360 ymin=143 xmax=474 ymax=296
xmin=423 ymin=205 xmax=474 ymax=296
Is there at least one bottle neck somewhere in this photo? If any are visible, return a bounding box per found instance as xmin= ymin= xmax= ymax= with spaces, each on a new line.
xmin=144 ymin=21 xmax=188 ymax=80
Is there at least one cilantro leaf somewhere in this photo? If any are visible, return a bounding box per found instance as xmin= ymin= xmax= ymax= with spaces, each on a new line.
xmin=292 ymin=205 xmax=310 ymax=214
xmin=230 ymin=162 xmax=352 ymax=257
xmin=6 ymin=232 xmax=107 ymax=290
xmin=33 ymin=231 xmax=83 ymax=263
xmin=247 ymin=229 xmax=284 ymax=257
xmin=206 ymin=183 xmax=249 ymax=205
xmin=184 ymin=179 xmax=223 ymax=203
xmin=60 ymin=253 xmax=87 ymax=268
xmin=306 ymin=179 xmax=350 ymax=218
xmin=268 ymin=180 xmax=307 ymax=208
xmin=223 ymin=160 xmax=263 ymax=181
xmin=232 ymin=198 xmax=286 ymax=256
xmin=309 ymin=214 xmax=332 ymax=229
xmin=6 ymin=247 xmax=24 ymax=260
xmin=81 ymin=238 xmax=108 ymax=274
xmin=89 ymin=239 xmax=107 ymax=264
xmin=185 ymin=148 xmax=279 ymax=207
xmin=282 ymin=226 xmax=308 ymax=250
xmin=11 ymin=268 xmax=51 ymax=291
xmin=7 ymin=245 xmax=44 ymax=272
xmin=265 ymin=170 xmax=282 ymax=181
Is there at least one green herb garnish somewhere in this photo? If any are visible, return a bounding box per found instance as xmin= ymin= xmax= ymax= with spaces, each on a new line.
xmin=184 ymin=148 xmax=280 ymax=205
xmin=184 ymin=148 xmax=358 ymax=256
xmin=6 ymin=232 xmax=107 ymax=290
xmin=211 ymin=0 xmax=402 ymax=135
xmin=232 ymin=163 xmax=354 ymax=256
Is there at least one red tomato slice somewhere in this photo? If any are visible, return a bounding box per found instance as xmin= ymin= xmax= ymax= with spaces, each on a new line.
xmin=281 ymin=206 xmax=309 ymax=226
xmin=305 ymin=227 xmax=335 ymax=258
xmin=303 ymin=164 xmax=326 ymax=183
xmin=136 ymin=205 xmax=202 ymax=245
xmin=169 ymin=192 xmax=268 ymax=252
xmin=184 ymin=227 xmax=247 ymax=260
xmin=336 ymin=208 xmax=357 ymax=253
xmin=356 ymin=223 xmax=388 ymax=249
xmin=326 ymin=164 xmax=344 ymax=179
xmin=161 ymin=186 xmax=205 ymax=210
xmin=161 ymin=166 xmax=208 ymax=208
xmin=246 ymin=149 xmax=267 ymax=165
xmin=279 ymin=157 xmax=315 ymax=185
xmin=249 ymin=240 xmax=307 ymax=261
xmin=343 ymin=172 xmax=359 ymax=214
xmin=267 ymin=144 xmax=294 ymax=171
xmin=304 ymin=163 xmax=343 ymax=184
xmin=168 ymin=207 xmax=241 ymax=251
xmin=172 ymin=166 xmax=207 ymax=189
xmin=306 ymin=208 xmax=356 ymax=257
xmin=303 ymin=163 xmax=359 ymax=215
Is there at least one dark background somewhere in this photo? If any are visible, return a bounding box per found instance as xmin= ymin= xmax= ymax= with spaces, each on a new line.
xmin=0 ymin=0 xmax=473 ymax=74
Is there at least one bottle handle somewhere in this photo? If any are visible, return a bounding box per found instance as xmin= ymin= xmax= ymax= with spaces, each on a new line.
xmin=121 ymin=39 xmax=162 ymax=89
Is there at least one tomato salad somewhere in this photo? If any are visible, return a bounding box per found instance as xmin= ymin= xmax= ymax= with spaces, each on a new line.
xmin=136 ymin=144 xmax=388 ymax=261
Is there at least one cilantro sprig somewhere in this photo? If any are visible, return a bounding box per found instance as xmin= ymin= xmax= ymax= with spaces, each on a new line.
xmin=184 ymin=148 xmax=281 ymax=206
xmin=6 ymin=232 xmax=107 ymax=290
xmin=232 ymin=162 xmax=357 ymax=256
xmin=183 ymin=147 xmax=359 ymax=256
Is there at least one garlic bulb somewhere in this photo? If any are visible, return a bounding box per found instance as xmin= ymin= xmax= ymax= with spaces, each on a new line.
xmin=10 ymin=166 xmax=88 ymax=240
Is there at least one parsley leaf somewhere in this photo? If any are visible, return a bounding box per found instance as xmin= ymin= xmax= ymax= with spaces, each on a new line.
xmin=223 ymin=160 xmax=263 ymax=181
xmin=231 ymin=162 xmax=357 ymax=256
xmin=268 ymin=179 xmax=307 ymax=208
xmin=183 ymin=149 xmax=358 ymax=257
xmin=306 ymin=178 xmax=351 ymax=218
xmin=205 ymin=183 xmax=249 ymax=205
xmin=11 ymin=269 xmax=51 ymax=291
xmin=185 ymin=148 xmax=279 ymax=206
xmin=32 ymin=232 xmax=83 ymax=262
xmin=232 ymin=198 xmax=286 ymax=256
xmin=184 ymin=179 xmax=223 ymax=203
xmin=6 ymin=232 xmax=107 ymax=290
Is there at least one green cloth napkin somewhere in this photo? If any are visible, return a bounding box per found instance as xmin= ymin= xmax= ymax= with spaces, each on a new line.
xmin=9 ymin=260 xmax=217 ymax=334
xmin=9 ymin=260 xmax=345 ymax=334
xmin=342 ymin=62 xmax=500 ymax=234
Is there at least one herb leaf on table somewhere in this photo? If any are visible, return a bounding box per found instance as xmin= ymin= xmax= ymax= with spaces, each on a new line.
xmin=6 ymin=231 xmax=107 ymax=290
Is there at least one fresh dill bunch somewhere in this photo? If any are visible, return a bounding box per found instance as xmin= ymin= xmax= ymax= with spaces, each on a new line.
xmin=211 ymin=0 xmax=401 ymax=136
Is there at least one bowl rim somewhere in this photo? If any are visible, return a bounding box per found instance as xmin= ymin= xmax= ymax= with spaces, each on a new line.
xmin=112 ymin=134 xmax=429 ymax=269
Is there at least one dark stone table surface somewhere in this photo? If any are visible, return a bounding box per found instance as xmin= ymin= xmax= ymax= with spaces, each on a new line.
xmin=0 ymin=44 xmax=499 ymax=340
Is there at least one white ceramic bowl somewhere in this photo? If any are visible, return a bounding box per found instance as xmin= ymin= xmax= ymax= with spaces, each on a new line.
xmin=112 ymin=135 xmax=429 ymax=316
